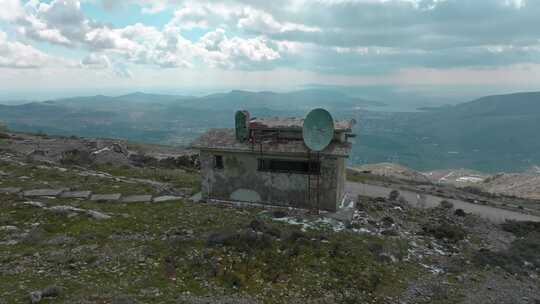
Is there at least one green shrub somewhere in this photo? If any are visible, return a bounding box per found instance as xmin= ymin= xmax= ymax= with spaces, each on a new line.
xmin=421 ymin=222 xmax=466 ymax=243
xmin=439 ymin=200 xmax=454 ymax=209
xmin=388 ymin=190 xmax=400 ymax=201
xmin=0 ymin=122 xmax=9 ymax=140
xmin=501 ymin=220 xmax=540 ymax=237
xmin=473 ymin=232 xmax=540 ymax=274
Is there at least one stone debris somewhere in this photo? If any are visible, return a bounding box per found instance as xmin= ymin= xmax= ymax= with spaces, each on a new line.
xmin=48 ymin=205 xmax=111 ymax=220
xmin=23 ymin=189 xmax=65 ymax=197
xmin=48 ymin=205 xmax=86 ymax=214
xmin=60 ymin=191 xmax=92 ymax=199
xmin=29 ymin=285 xmax=62 ymax=303
xmin=0 ymin=187 xmax=22 ymax=194
xmin=122 ymin=195 xmax=153 ymax=203
xmin=189 ymin=192 xmax=202 ymax=202
xmin=29 ymin=291 xmax=42 ymax=304
xmin=0 ymin=170 xmax=7 ymax=176
xmin=90 ymin=193 xmax=122 ymax=202
xmin=177 ymin=187 xmax=194 ymax=195
xmin=86 ymin=209 xmax=112 ymax=220
xmin=22 ymin=201 xmax=47 ymax=208
xmin=153 ymin=196 xmax=182 ymax=203
xmin=20 ymin=201 xmax=111 ymax=220
xmin=0 ymin=225 xmax=19 ymax=232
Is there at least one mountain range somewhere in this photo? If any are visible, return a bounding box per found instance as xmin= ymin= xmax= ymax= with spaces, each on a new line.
xmin=1 ymin=89 xmax=539 ymax=172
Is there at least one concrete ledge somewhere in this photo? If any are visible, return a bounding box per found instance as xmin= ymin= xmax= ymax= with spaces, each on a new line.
xmin=90 ymin=193 xmax=122 ymax=202
xmin=60 ymin=191 xmax=92 ymax=199
xmin=152 ymin=196 xmax=182 ymax=203
xmin=23 ymin=189 xmax=65 ymax=197
xmin=0 ymin=187 xmax=22 ymax=194
xmin=122 ymin=195 xmax=152 ymax=203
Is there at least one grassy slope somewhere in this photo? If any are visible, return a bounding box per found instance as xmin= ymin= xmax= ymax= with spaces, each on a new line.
xmin=0 ymin=162 xmax=422 ymax=303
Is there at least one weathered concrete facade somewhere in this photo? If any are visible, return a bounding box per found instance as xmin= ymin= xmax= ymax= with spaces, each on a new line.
xmin=192 ymin=115 xmax=354 ymax=212
xmin=199 ymin=150 xmax=346 ymax=211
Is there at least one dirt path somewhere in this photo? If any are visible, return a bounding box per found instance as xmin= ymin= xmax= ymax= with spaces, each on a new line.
xmin=346 ymin=181 xmax=540 ymax=223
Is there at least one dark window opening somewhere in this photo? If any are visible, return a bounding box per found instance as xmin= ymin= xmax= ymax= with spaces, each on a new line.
xmin=258 ymin=159 xmax=320 ymax=175
xmin=214 ymin=155 xmax=224 ymax=169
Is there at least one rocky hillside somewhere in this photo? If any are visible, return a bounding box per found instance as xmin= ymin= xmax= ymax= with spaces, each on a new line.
xmin=356 ymin=162 xmax=540 ymax=203
xmin=352 ymin=163 xmax=431 ymax=184
xmin=1 ymin=131 xmax=540 ymax=303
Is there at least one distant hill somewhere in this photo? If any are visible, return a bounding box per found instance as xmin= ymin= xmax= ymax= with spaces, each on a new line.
xmin=412 ymin=92 xmax=540 ymax=152
xmin=0 ymin=89 xmax=376 ymax=146
xmin=352 ymin=91 xmax=540 ymax=172
xmin=2 ymin=90 xmax=539 ymax=172
xmin=442 ymin=92 xmax=540 ymax=117
xmin=177 ymin=89 xmax=385 ymax=111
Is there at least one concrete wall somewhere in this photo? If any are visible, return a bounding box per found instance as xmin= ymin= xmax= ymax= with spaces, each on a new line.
xmin=335 ymin=157 xmax=346 ymax=206
xmin=199 ymin=150 xmax=345 ymax=211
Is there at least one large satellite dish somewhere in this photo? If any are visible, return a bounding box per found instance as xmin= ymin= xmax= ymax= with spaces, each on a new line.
xmin=303 ymin=108 xmax=335 ymax=151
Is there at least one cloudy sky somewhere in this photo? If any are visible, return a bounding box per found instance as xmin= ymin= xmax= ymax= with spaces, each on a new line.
xmin=0 ymin=0 xmax=539 ymax=100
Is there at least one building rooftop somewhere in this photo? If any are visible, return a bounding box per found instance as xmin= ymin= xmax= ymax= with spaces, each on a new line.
xmin=191 ymin=128 xmax=352 ymax=157
xmin=249 ymin=117 xmax=355 ymax=132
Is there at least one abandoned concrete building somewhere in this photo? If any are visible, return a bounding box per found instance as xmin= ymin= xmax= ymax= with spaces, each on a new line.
xmin=192 ymin=110 xmax=355 ymax=211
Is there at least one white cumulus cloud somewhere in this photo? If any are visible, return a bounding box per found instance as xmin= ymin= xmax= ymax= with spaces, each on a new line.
xmin=0 ymin=30 xmax=55 ymax=68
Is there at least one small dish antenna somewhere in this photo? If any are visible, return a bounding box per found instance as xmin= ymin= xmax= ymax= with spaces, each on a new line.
xmin=303 ymin=108 xmax=335 ymax=151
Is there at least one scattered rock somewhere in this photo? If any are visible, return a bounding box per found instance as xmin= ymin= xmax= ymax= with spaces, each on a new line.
xmin=112 ymin=295 xmax=138 ymax=304
xmin=389 ymin=190 xmax=400 ymax=201
xmin=85 ymin=209 xmax=112 ymax=220
xmin=28 ymin=285 xmax=62 ymax=303
xmin=23 ymin=189 xmax=65 ymax=197
xmin=0 ymin=225 xmax=19 ymax=232
xmin=47 ymin=205 xmax=111 ymax=220
xmin=46 ymin=235 xmax=77 ymax=246
xmin=177 ymin=187 xmax=193 ymax=195
xmin=21 ymin=202 xmax=111 ymax=220
xmin=48 ymin=205 xmax=84 ymax=215
xmin=153 ymin=196 xmax=182 ymax=203
xmin=90 ymin=193 xmax=122 ymax=202
xmin=189 ymin=192 xmax=202 ymax=202
xmin=381 ymin=216 xmax=395 ymax=228
xmin=454 ymin=209 xmax=467 ymax=217
xmin=122 ymin=195 xmax=152 ymax=203
xmin=328 ymin=207 xmax=355 ymax=223
xmin=22 ymin=201 xmax=46 ymax=208
xmin=0 ymin=187 xmax=21 ymax=194
xmin=41 ymin=285 xmax=62 ymax=297
xmin=381 ymin=228 xmax=399 ymax=236
xmin=60 ymin=191 xmax=92 ymax=199
xmin=29 ymin=291 xmax=42 ymax=304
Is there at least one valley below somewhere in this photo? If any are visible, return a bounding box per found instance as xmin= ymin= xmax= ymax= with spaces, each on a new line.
xmin=1 ymin=90 xmax=539 ymax=173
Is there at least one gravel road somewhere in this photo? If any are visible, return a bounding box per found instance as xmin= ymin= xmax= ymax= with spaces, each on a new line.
xmin=346 ymin=181 xmax=540 ymax=223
